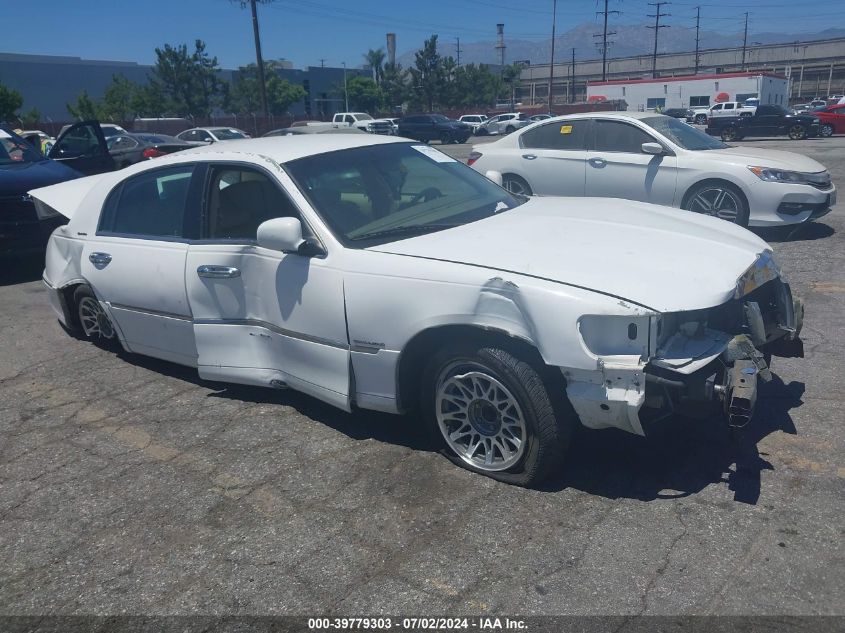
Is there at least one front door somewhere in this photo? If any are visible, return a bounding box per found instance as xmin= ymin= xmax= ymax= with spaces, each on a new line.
xmin=185 ymin=163 xmax=350 ymax=410
xmin=48 ymin=121 xmax=115 ymax=175
xmin=83 ymin=163 xmax=199 ymax=365
xmin=585 ymin=119 xmax=678 ymax=206
xmin=514 ymin=118 xmax=588 ymax=196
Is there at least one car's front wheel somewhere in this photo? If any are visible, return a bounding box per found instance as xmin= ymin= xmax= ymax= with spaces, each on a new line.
xmin=440 ymin=132 xmax=452 ymax=145
xmin=720 ymin=127 xmax=738 ymax=142
xmin=788 ymin=124 xmax=807 ymax=140
xmin=422 ymin=344 xmax=571 ymax=486
xmin=820 ymin=123 xmax=834 ymax=137
xmin=502 ymin=174 xmax=533 ymax=196
xmin=683 ymin=181 xmax=749 ymax=226
xmin=695 ymin=114 xmax=707 ymax=125
xmin=74 ymin=285 xmax=116 ymax=342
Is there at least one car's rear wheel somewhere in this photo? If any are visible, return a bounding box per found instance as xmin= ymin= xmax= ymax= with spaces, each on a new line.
xmin=502 ymin=174 xmax=532 ymax=196
xmin=421 ymin=344 xmax=571 ymax=486
xmin=683 ymin=181 xmax=749 ymax=226
xmin=74 ymin=285 xmax=116 ymax=342
xmin=820 ymin=123 xmax=834 ymax=137
xmin=505 ymin=125 xmax=516 ymax=134
xmin=720 ymin=127 xmax=738 ymax=142
xmin=788 ymin=124 xmax=807 ymax=140
xmin=440 ymin=132 xmax=452 ymax=144
xmin=695 ymin=114 xmax=707 ymax=125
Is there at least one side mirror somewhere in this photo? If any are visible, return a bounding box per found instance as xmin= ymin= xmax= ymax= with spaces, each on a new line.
xmin=642 ymin=142 xmax=664 ymax=155
xmin=485 ymin=170 xmax=504 ymax=187
xmin=257 ymin=217 xmax=305 ymax=253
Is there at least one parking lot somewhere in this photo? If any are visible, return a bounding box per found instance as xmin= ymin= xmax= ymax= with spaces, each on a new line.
xmin=1 ymin=134 xmax=843 ymax=617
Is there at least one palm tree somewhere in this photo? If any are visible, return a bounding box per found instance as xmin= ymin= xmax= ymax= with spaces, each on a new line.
xmin=364 ymin=48 xmax=386 ymax=85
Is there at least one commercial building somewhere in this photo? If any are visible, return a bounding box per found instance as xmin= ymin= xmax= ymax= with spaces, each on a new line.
xmin=586 ymin=71 xmax=789 ymax=111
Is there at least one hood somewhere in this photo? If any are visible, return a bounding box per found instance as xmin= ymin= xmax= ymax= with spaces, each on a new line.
xmin=0 ymin=159 xmax=81 ymax=197
xmin=704 ymin=146 xmax=826 ymax=173
xmin=371 ymin=197 xmax=770 ymax=312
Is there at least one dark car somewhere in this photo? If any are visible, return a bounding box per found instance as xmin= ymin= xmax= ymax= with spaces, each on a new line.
xmin=397 ymin=114 xmax=472 ymax=144
xmin=706 ymin=104 xmax=820 ymax=141
xmin=1 ymin=127 xmax=82 ymax=255
xmin=662 ymin=108 xmax=688 ymax=119
xmin=106 ymin=132 xmax=192 ymax=168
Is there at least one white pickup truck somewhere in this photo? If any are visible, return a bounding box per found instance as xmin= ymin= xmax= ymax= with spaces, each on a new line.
xmin=687 ymin=102 xmax=756 ymax=124
xmin=310 ymin=112 xmax=394 ymax=134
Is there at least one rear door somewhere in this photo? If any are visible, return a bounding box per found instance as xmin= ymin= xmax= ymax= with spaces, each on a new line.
xmin=585 ymin=119 xmax=678 ymax=205
xmin=750 ymin=106 xmax=781 ymax=136
xmin=513 ymin=119 xmax=588 ymax=196
xmin=48 ymin=121 xmax=115 ymax=175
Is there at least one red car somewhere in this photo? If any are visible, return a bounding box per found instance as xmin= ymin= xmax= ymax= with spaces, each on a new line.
xmin=817 ymin=104 xmax=845 ymax=137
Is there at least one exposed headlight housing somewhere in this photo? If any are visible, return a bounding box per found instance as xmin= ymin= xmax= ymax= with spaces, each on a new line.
xmin=734 ymin=250 xmax=781 ymax=299
xmin=747 ymin=166 xmax=823 ymax=185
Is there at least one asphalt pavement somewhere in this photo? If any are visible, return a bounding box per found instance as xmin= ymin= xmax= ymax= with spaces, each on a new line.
xmin=0 ymin=134 xmax=843 ymax=617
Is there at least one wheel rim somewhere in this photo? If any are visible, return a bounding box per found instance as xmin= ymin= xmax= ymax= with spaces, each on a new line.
xmin=436 ymin=363 xmax=527 ymax=472
xmin=503 ymin=177 xmax=530 ymax=196
xmin=722 ymin=129 xmax=735 ymax=141
xmin=440 ymin=134 xmax=451 ymax=144
xmin=687 ymin=187 xmax=742 ymax=222
xmin=78 ymin=296 xmax=115 ymax=339
xmin=789 ymin=125 xmax=804 ymax=139
xmin=821 ymin=124 xmax=833 ymax=137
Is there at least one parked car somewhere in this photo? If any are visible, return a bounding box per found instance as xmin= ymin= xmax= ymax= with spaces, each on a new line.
xmin=33 ymin=134 xmax=803 ymax=486
xmin=791 ymin=103 xmax=811 ymax=113
xmin=476 ymin=113 xmax=529 ymax=136
xmin=661 ymin=108 xmax=689 ymax=119
xmin=19 ymin=130 xmax=55 ymax=155
xmin=370 ymin=118 xmax=400 ymax=134
xmin=809 ymin=99 xmax=828 ymax=108
xmin=58 ymin=122 xmax=127 ymax=139
xmin=528 ymin=113 xmax=554 ymax=123
xmin=307 ymin=113 xmax=394 ymax=135
xmin=47 ymin=120 xmax=117 ymax=175
xmin=397 ymin=114 xmax=472 ymax=144
xmin=706 ymin=104 xmax=820 ymax=141
xmin=468 ymin=112 xmax=835 ymax=227
xmin=106 ymin=133 xmax=192 ymax=168
xmin=1 ymin=127 xmax=81 ymax=255
xmin=458 ymin=114 xmax=489 ymax=132
xmin=176 ymin=127 xmax=251 ymax=145
xmin=816 ymin=103 xmax=845 ymax=137
xmin=263 ymin=127 xmax=365 ymax=136
xmin=687 ymin=106 xmax=711 ymax=124
xmin=708 ymin=101 xmax=757 ymax=119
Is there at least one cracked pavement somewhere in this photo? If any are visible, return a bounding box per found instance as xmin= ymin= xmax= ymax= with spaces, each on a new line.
xmin=1 ymin=136 xmax=843 ymax=616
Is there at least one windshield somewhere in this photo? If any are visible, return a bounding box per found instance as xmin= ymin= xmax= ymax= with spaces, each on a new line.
xmin=641 ymin=116 xmax=727 ymax=150
xmin=0 ymin=129 xmax=46 ymax=166
xmin=212 ymin=128 xmax=247 ymax=140
xmin=286 ymin=143 xmax=525 ymax=247
xmin=354 ymin=114 xmax=373 ymax=121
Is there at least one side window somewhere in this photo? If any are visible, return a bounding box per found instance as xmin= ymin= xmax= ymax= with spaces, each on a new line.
xmin=521 ymin=120 xmax=586 ymax=150
xmin=724 ymin=103 xmax=735 ymax=111
xmin=108 ymin=136 xmax=138 ymax=151
xmin=198 ymin=131 xmax=213 ymax=142
xmin=757 ymin=106 xmax=775 ymax=116
xmin=592 ymin=120 xmax=656 ymax=154
xmin=712 ymin=104 xmax=723 ymax=111
xmin=53 ymin=125 xmax=104 ymax=157
xmin=206 ymin=166 xmax=299 ymax=241
xmin=99 ymin=165 xmax=196 ymax=238
xmin=344 ymin=115 xmax=354 ymax=124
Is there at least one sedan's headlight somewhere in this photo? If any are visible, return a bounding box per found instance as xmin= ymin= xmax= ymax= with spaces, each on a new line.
xmin=734 ymin=250 xmax=781 ymax=299
xmin=748 ymin=166 xmax=813 ymax=184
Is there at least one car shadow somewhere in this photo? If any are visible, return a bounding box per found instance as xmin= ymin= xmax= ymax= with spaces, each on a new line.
xmin=0 ymin=253 xmax=44 ymax=286
xmin=110 ymin=350 xmax=803 ymax=501
xmin=755 ymin=222 xmax=834 ymax=243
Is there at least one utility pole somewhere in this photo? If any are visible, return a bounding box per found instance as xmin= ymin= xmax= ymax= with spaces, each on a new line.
xmin=570 ymin=47 xmax=576 ymax=103
xmin=455 ymin=37 xmax=463 ymax=66
xmin=647 ymin=2 xmax=670 ymax=79
xmin=741 ymin=13 xmax=749 ymax=71
xmin=342 ymin=62 xmax=348 ymax=111
xmin=548 ymin=0 xmax=557 ymax=111
xmin=593 ymin=0 xmax=620 ymax=82
xmin=248 ymin=0 xmax=269 ymax=117
xmin=694 ymin=6 xmax=701 ymax=74
xmin=319 ymin=58 xmax=326 ymax=68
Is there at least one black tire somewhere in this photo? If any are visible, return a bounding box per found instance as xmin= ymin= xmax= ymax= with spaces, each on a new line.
xmin=683 ymin=181 xmax=750 ymax=226
xmin=439 ymin=132 xmax=452 ymax=145
xmin=505 ymin=125 xmax=516 ymax=134
xmin=421 ymin=343 xmax=572 ymax=486
xmin=475 ymin=127 xmax=488 ymax=136
xmin=820 ymin=123 xmax=834 ymax=138
xmin=788 ymin=124 xmax=807 ymax=140
xmin=720 ymin=127 xmax=738 ymax=142
xmin=502 ymin=174 xmax=533 ymax=196
xmin=695 ymin=114 xmax=707 ymax=125
xmin=73 ymin=285 xmax=117 ymax=345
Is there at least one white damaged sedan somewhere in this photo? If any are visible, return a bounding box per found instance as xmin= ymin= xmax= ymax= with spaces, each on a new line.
xmin=33 ymin=133 xmax=803 ymax=486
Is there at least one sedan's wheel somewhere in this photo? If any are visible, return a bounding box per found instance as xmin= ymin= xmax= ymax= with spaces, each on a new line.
xmin=788 ymin=124 xmax=807 ymax=140
xmin=820 ymin=123 xmax=834 ymax=138
xmin=422 ymin=345 xmax=571 ymax=486
xmin=440 ymin=132 xmax=452 ymax=145
xmin=684 ymin=182 xmax=749 ymax=226
xmin=502 ymin=174 xmax=533 ymax=196
xmin=505 ymin=125 xmax=516 ymax=134
xmin=720 ymin=127 xmax=737 ymax=142
xmin=695 ymin=114 xmax=707 ymax=125
xmin=74 ymin=286 xmax=115 ymax=341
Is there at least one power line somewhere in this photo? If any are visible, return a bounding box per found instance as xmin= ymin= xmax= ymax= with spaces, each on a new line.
xmin=647 ymin=1 xmax=671 ymax=78
xmin=594 ymin=0 xmax=621 ymax=81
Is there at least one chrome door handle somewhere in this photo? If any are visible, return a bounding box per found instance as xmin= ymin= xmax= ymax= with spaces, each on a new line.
xmin=197 ymin=265 xmax=241 ymax=279
xmin=88 ymin=252 xmax=112 ymax=266
xmin=588 ymin=157 xmax=607 ymax=167
xmin=522 ymin=154 xmax=537 ymax=160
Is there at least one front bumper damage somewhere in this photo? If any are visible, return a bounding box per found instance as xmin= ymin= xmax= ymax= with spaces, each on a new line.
xmin=565 ymin=275 xmax=803 ymax=434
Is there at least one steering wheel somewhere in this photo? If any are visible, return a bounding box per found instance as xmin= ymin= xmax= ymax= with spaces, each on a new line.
xmin=408 ymin=186 xmax=443 ymax=205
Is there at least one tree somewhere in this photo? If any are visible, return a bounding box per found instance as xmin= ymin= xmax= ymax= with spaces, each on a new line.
xmin=345 ymin=76 xmax=383 ymax=112
xmin=66 ymin=91 xmax=103 ymax=120
xmin=226 ymin=61 xmax=306 ymax=115
xmin=101 ymin=74 xmax=140 ymax=123
xmin=408 ymin=35 xmax=443 ymax=112
xmin=364 ymin=48 xmax=386 ymax=84
xmin=131 ymin=81 xmax=168 ymax=118
xmin=380 ymin=62 xmax=408 ymax=111
xmin=0 ymin=82 xmax=23 ymax=122
xmin=152 ymin=40 xmax=222 ymax=117
xmin=20 ymin=108 xmax=41 ymax=128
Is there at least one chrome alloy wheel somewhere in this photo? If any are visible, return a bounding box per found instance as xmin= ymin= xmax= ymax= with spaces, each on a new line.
xmin=503 ymin=177 xmax=531 ymax=196
xmin=78 ymin=296 xmax=115 ymax=339
xmin=687 ymin=187 xmax=743 ymax=222
xmin=435 ymin=364 xmax=527 ymax=471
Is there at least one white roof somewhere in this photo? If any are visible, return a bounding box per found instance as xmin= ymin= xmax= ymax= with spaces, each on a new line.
xmin=552 ymin=111 xmax=669 ymax=121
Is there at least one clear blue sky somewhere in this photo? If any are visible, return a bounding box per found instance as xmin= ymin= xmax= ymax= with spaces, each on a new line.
xmin=2 ymin=0 xmax=843 ymax=69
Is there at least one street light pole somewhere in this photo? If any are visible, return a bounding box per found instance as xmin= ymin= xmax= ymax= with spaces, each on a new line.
xmin=548 ymin=0 xmax=557 ymax=112
xmin=342 ymin=62 xmax=349 ymax=111
xmin=248 ymin=0 xmax=269 ymax=117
